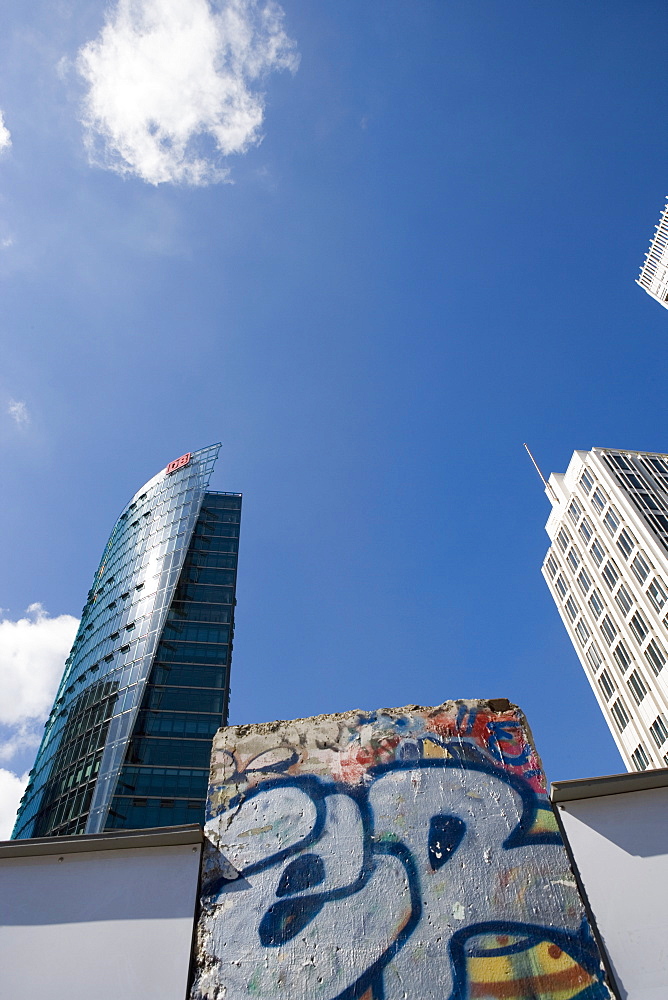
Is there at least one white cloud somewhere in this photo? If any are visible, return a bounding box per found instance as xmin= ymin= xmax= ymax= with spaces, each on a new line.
xmin=0 ymin=604 xmax=77 ymax=838
xmin=0 ymin=769 xmax=29 ymax=839
xmin=0 ymin=725 xmax=41 ymax=764
xmin=77 ymin=0 xmax=299 ymax=186
xmin=0 ymin=604 xmax=78 ymax=728
xmin=0 ymin=110 xmax=10 ymax=154
xmin=7 ymin=399 xmax=29 ymax=427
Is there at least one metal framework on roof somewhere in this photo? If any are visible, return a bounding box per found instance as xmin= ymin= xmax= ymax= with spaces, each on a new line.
xmin=637 ymin=197 xmax=668 ymax=310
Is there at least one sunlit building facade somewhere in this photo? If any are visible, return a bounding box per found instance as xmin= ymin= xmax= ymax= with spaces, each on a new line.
xmin=12 ymin=444 xmax=241 ymax=838
xmin=543 ymin=448 xmax=668 ymax=772
xmin=637 ymin=197 xmax=668 ymax=310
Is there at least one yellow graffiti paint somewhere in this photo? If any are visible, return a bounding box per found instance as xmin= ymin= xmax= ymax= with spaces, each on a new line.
xmin=467 ymin=936 xmax=596 ymax=999
xmin=422 ymin=738 xmax=450 ymax=758
xmin=528 ymin=805 xmax=560 ymax=837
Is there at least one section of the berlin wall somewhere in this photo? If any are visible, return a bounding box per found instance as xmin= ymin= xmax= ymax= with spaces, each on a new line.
xmin=191 ymin=700 xmax=612 ymax=1000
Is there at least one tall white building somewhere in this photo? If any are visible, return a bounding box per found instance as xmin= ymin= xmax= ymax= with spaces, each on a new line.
xmin=542 ymin=447 xmax=668 ymax=772
xmin=637 ymin=197 xmax=668 ymax=310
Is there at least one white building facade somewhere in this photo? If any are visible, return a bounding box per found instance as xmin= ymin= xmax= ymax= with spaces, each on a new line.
xmin=543 ymin=448 xmax=668 ymax=772
xmin=637 ymin=197 xmax=668 ymax=310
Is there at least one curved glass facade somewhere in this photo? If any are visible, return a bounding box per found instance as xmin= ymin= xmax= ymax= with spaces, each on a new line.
xmin=12 ymin=444 xmax=241 ymax=838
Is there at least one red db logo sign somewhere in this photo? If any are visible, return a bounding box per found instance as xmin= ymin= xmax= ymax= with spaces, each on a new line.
xmin=166 ymin=452 xmax=192 ymax=475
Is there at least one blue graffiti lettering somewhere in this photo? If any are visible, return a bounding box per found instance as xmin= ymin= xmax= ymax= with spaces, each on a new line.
xmin=198 ymin=757 xmax=609 ymax=1000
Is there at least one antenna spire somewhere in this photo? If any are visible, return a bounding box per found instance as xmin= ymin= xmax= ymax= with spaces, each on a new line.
xmin=524 ymin=443 xmax=558 ymax=502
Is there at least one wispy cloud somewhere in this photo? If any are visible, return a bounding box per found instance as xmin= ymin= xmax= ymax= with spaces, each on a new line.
xmin=77 ymin=0 xmax=299 ymax=186
xmin=7 ymin=399 xmax=29 ymax=427
xmin=0 ymin=110 xmax=10 ymax=154
xmin=0 ymin=604 xmax=78 ymax=837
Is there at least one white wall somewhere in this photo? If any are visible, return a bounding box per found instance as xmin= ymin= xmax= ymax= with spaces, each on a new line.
xmin=0 ymin=840 xmax=201 ymax=1000
xmin=557 ymin=783 xmax=668 ymax=1000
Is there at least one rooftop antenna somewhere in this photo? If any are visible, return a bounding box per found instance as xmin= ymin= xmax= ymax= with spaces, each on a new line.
xmin=524 ymin=443 xmax=558 ymax=503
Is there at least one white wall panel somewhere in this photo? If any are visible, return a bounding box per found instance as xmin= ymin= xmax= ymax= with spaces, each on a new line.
xmin=557 ymin=783 xmax=668 ymax=1000
xmin=0 ymin=841 xmax=201 ymax=1000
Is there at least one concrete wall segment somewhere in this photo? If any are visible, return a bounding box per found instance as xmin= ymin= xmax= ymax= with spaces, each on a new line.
xmin=192 ymin=700 xmax=612 ymax=1000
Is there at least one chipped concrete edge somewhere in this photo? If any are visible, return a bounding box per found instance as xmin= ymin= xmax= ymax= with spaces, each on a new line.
xmin=219 ymin=698 xmax=519 ymax=740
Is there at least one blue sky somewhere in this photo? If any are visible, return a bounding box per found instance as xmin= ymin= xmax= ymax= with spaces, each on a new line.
xmin=0 ymin=0 xmax=666 ymax=832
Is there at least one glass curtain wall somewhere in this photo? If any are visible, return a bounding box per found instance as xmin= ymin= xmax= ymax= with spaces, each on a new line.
xmin=106 ymin=492 xmax=241 ymax=829
xmin=12 ymin=444 xmax=241 ymax=838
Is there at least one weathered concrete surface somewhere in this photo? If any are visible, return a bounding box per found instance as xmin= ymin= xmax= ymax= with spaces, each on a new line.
xmin=192 ymin=700 xmax=611 ymax=1000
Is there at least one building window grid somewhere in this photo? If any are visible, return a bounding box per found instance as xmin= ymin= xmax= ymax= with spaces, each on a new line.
xmin=544 ymin=561 xmax=563 ymax=605
xmin=629 ymin=610 xmax=650 ymax=645
xmin=545 ymin=553 xmax=558 ymax=579
xmin=616 ymin=528 xmax=636 ymax=561
xmin=642 ymin=456 xmax=668 ymax=480
xmin=591 ymin=487 xmax=608 ymax=514
xmin=546 ymin=455 xmax=668 ymax=777
xmin=585 ymin=642 xmax=603 ymax=674
xmin=608 ymin=592 xmax=667 ymax=674
xmin=598 ymin=669 xmax=616 ymax=701
xmin=554 ymin=539 xmax=603 ymax=652
xmin=610 ymin=697 xmax=630 ymax=732
xmin=631 ymin=744 xmax=651 ymax=772
xmin=579 ymin=469 xmax=595 ymax=495
xmin=574 ymin=617 xmax=590 ymax=646
xmin=578 ymin=516 xmax=593 ymax=545
xmin=59 ymin=534 xmax=239 ymax=692
xmin=555 ymin=543 xmax=585 ymax=596
xmin=588 ymin=589 xmax=605 ymax=620
xmin=556 ymin=527 xmax=571 ymax=553
xmin=577 ymin=466 xmax=633 ymax=547
xmin=650 ymin=715 xmax=668 ymax=748
xmin=576 ymin=482 xmax=614 ymax=545
xmin=642 ymin=511 xmax=668 ymax=544
xmin=574 ymin=478 xmax=668 ymax=678
xmin=603 ymin=506 xmax=621 ymax=537
xmin=591 ymin=458 xmax=668 ymax=750
xmin=567 ymin=486 xmax=605 ymax=557
xmin=645 ymin=638 xmax=666 ymax=677
xmin=601 ymin=559 xmax=619 ymax=592
xmin=567 ymin=561 xmax=627 ymax=671
xmin=614 ymin=583 xmax=634 ymax=618
xmin=619 ymin=575 xmax=668 ymax=668
xmin=571 ymin=583 xmax=657 ymax=751
xmin=601 ymin=451 xmax=668 ymax=553
xmin=647 ymin=577 xmax=668 ymax=613
xmin=590 ymin=538 xmax=606 ymax=567
xmin=627 ymin=669 xmax=648 ymax=705
xmin=611 ymin=472 xmax=668 ymax=632
xmin=600 ymin=614 xmax=618 ymax=647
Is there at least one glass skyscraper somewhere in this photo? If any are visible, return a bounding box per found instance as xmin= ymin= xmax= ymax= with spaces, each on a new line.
xmin=12 ymin=444 xmax=241 ymax=838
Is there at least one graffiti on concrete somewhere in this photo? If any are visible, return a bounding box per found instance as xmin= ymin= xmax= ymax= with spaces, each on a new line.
xmin=192 ymin=701 xmax=610 ymax=1000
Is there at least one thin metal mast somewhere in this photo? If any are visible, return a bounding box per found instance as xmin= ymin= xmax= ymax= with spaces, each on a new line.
xmin=524 ymin=443 xmax=558 ymax=502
